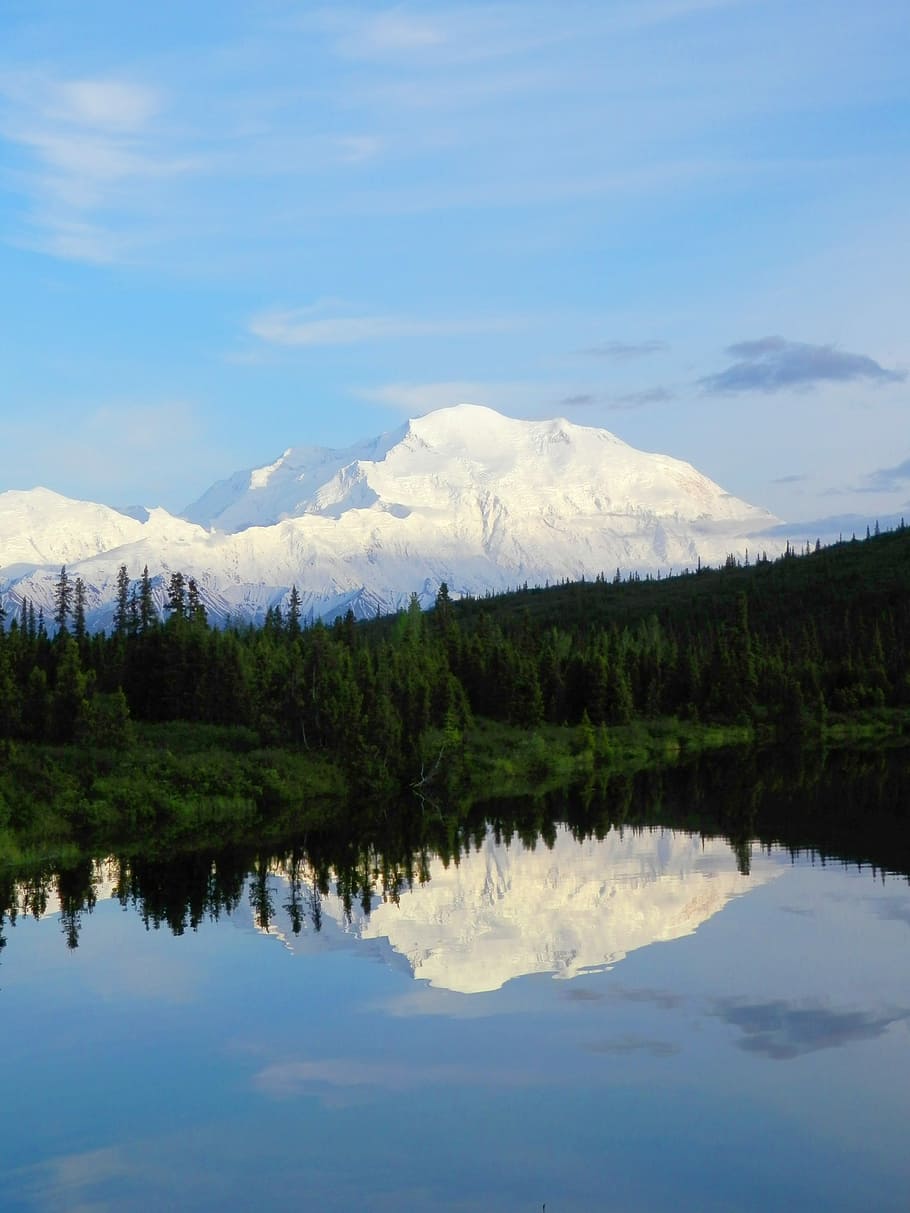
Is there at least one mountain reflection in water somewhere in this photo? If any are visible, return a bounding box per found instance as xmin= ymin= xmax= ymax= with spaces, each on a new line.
xmin=2 ymin=749 xmax=910 ymax=1213
xmin=3 ymin=828 xmax=777 ymax=993
xmin=2 ymin=743 xmax=908 ymax=978
xmin=247 ymin=827 xmax=778 ymax=992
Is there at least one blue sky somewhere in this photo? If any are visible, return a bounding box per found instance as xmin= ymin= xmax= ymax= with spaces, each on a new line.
xmin=0 ymin=0 xmax=908 ymax=522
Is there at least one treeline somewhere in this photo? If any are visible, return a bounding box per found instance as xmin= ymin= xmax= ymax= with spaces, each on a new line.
xmin=1 ymin=529 xmax=909 ymax=791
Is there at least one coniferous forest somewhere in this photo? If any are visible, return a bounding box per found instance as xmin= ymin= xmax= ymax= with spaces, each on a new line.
xmin=0 ymin=525 xmax=908 ymax=860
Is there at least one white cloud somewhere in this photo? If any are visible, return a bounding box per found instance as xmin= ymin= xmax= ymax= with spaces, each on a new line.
xmin=334 ymin=133 xmax=385 ymax=164
xmin=360 ymin=378 xmax=677 ymax=419
xmin=50 ymin=77 xmax=160 ymax=129
xmin=605 ymin=0 xmax=746 ymax=31
xmin=0 ymin=70 xmax=197 ymax=261
xmin=0 ymin=70 xmax=160 ymax=130
xmin=17 ymin=216 xmax=122 ymax=263
xmin=357 ymin=379 xmax=540 ymax=415
xmin=0 ymin=401 xmax=228 ymax=508
xmin=350 ymin=12 xmax=446 ymax=54
xmin=253 ymin=1056 xmax=544 ymax=1100
xmin=321 ymin=7 xmax=502 ymax=63
xmin=86 ymin=402 xmax=202 ymax=451
xmin=249 ymin=306 xmax=518 ymax=348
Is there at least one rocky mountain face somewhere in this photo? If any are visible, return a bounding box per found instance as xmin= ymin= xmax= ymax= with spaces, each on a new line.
xmin=0 ymin=404 xmax=784 ymax=629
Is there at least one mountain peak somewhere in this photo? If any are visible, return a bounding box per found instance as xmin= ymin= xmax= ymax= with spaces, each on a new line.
xmin=2 ymin=404 xmax=786 ymax=630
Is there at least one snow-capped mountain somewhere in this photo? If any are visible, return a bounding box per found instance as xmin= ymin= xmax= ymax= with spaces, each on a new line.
xmin=0 ymin=404 xmax=786 ymax=629
xmin=0 ymin=487 xmax=146 ymax=573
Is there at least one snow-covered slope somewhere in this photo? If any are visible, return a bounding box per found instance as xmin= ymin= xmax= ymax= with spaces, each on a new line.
xmin=0 ymin=488 xmax=145 ymax=573
xmin=185 ymin=405 xmax=771 ymax=533
xmin=183 ymin=426 xmax=404 ymax=531
xmin=0 ymin=404 xmax=786 ymax=628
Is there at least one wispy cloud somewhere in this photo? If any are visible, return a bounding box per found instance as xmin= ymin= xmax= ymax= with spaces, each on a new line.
xmin=335 ymin=11 xmax=448 ymax=57
xmin=0 ymin=69 xmax=198 ymax=261
xmin=611 ymin=0 xmax=746 ymax=29
xmin=250 ymin=305 xmax=517 ymax=348
xmin=558 ymin=386 xmax=674 ymax=410
xmin=318 ymin=5 xmax=554 ymax=67
xmin=253 ymin=1056 xmax=545 ymax=1100
xmin=358 ymin=379 xmax=533 ymax=414
xmin=871 ymin=897 xmax=910 ymax=929
xmin=0 ymin=401 xmax=228 ymax=508
xmin=46 ymin=78 xmax=160 ymax=129
xmin=611 ymin=386 xmax=674 ymax=409
xmin=603 ymin=984 xmax=684 ymax=1010
xmin=334 ymin=133 xmax=385 ymax=164
xmin=700 ymin=337 xmax=906 ymax=395
xmin=584 ymin=1035 xmax=680 ymax=1057
xmin=581 ymin=340 xmax=668 ymax=359
xmin=559 ymin=393 xmax=598 ymax=408
xmin=12 ymin=1145 xmax=131 ymax=1212
xmin=860 ymin=456 xmax=910 ymax=494
xmin=771 ymin=473 xmax=809 ymax=485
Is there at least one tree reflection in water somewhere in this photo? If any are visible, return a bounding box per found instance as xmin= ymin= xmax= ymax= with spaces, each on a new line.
xmin=1 ymin=745 xmax=908 ymax=959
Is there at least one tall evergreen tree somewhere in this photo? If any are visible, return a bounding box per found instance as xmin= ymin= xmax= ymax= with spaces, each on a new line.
xmin=128 ymin=587 xmax=140 ymax=635
xmin=187 ymin=578 xmax=207 ymax=626
xmin=113 ymin=565 xmax=130 ymax=636
xmin=73 ymin=577 xmax=87 ymax=641
xmin=139 ymin=566 xmax=154 ymax=633
xmin=166 ymin=571 xmax=187 ymax=620
xmin=54 ymin=565 xmax=72 ymax=634
xmin=287 ymin=585 xmax=302 ymax=637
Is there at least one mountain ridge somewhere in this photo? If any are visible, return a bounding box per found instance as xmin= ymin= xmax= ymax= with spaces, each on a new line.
xmin=0 ymin=403 xmax=786 ymax=630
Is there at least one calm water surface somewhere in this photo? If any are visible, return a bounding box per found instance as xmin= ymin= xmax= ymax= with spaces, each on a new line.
xmin=2 ymin=797 xmax=909 ymax=1211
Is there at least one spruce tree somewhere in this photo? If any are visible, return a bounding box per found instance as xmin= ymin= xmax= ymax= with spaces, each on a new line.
xmin=73 ymin=577 xmax=87 ymax=641
xmin=54 ymin=565 xmax=72 ymax=634
xmin=114 ymin=565 xmax=130 ymax=636
xmin=187 ymin=578 xmax=207 ymax=626
xmin=139 ymin=566 xmax=154 ymax=633
xmin=166 ymin=571 xmax=187 ymax=620
xmin=287 ymin=585 xmax=302 ymax=637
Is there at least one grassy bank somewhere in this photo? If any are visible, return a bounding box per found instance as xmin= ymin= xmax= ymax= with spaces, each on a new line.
xmin=2 ymin=709 xmax=909 ymax=869
xmin=447 ymin=716 xmax=754 ymax=802
xmin=0 ymin=722 xmax=345 ymax=868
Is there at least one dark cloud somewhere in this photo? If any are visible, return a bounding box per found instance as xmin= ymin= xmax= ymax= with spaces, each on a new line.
xmin=563 ymin=986 xmax=605 ymax=1002
xmin=751 ymin=510 xmax=908 ymax=540
xmin=581 ymin=340 xmax=668 ymax=359
xmin=559 ymin=393 xmax=598 ymax=407
xmin=608 ymin=386 xmax=674 ymax=409
xmin=607 ymin=984 xmax=684 ymax=1011
xmin=584 ymin=1035 xmax=680 ymax=1058
xmin=861 ymin=456 xmax=910 ymax=494
xmin=559 ymin=386 xmax=673 ymax=410
xmin=871 ymin=897 xmax=910 ymax=929
xmin=771 ymin=473 xmax=808 ymax=485
xmin=700 ymin=336 xmax=906 ymax=395
xmin=715 ymin=999 xmax=910 ymax=1060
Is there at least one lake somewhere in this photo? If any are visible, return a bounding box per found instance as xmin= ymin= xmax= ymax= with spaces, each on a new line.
xmin=1 ymin=750 xmax=909 ymax=1211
